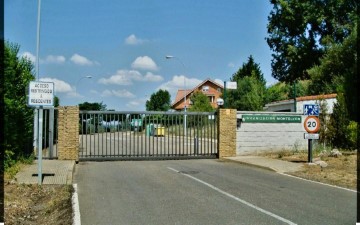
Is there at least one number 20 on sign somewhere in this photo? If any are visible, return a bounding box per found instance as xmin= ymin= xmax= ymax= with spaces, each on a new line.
xmin=304 ymin=116 xmax=320 ymax=133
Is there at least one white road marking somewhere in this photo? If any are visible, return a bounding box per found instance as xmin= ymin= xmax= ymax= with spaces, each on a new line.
xmin=72 ymin=184 xmax=81 ymax=225
xmin=278 ymin=172 xmax=357 ymax=193
xmin=168 ymin=167 xmax=297 ymax=225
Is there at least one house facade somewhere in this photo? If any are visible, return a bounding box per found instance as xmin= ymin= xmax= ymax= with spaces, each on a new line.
xmin=172 ymin=79 xmax=223 ymax=111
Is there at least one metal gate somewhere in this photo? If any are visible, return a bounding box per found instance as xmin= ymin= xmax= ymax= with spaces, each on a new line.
xmin=34 ymin=108 xmax=58 ymax=159
xmin=79 ymin=111 xmax=218 ymax=161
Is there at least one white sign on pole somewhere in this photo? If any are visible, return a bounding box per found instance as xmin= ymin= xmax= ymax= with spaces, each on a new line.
xmin=28 ymin=81 xmax=54 ymax=107
xmin=304 ymin=133 xmax=319 ymax=139
xmin=226 ymin=81 xmax=237 ymax=90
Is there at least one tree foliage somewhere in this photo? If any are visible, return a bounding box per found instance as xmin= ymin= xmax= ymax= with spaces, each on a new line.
xmin=4 ymin=42 xmax=35 ymax=159
xmin=266 ymin=0 xmax=357 ymax=82
xmin=227 ymin=76 xmax=265 ymax=111
xmin=146 ymin=89 xmax=171 ymax=111
xmin=231 ymin=55 xmax=266 ymax=86
xmin=227 ymin=56 xmax=266 ymax=110
xmin=188 ymin=91 xmax=214 ymax=112
xmin=79 ymin=102 xmax=107 ymax=111
xmin=327 ymin=93 xmax=350 ymax=149
xmin=265 ymin=80 xmax=310 ymax=104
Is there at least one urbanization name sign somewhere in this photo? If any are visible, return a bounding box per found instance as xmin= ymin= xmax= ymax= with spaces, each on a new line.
xmin=28 ymin=81 xmax=54 ymax=107
xmin=242 ymin=115 xmax=302 ymax=123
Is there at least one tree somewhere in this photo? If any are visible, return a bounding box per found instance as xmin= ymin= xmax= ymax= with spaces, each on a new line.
xmin=327 ymin=93 xmax=350 ymax=149
xmin=54 ymin=96 xmax=60 ymax=107
xmin=227 ymin=76 xmax=265 ymax=111
xmin=79 ymin=102 xmax=107 ymax=111
xmin=231 ymin=55 xmax=266 ymax=86
xmin=227 ymin=56 xmax=266 ymax=110
xmin=265 ymin=80 xmax=310 ymax=104
xmin=4 ymin=42 xmax=35 ymax=163
xmin=146 ymin=89 xmax=171 ymax=111
xmin=188 ymin=92 xmax=214 ymax=112
xmin=308 ymin=23 xmax=358 ymax=122
xmin=266 ymin=0 xmax=356 ymax=82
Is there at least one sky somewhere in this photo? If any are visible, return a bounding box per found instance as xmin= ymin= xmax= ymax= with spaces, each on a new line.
xmin=5 ymin=0 xmax=276 ymax=111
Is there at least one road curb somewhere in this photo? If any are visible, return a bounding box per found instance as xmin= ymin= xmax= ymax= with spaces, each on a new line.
xmin=72 ymin=184 xmax=81 ymax=225
xmin=219 ymin=158 xmax=277 ymax=172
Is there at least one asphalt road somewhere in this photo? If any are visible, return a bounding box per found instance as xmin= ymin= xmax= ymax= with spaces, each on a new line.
xmin=73 ymin=159 xmax=356 ymax=225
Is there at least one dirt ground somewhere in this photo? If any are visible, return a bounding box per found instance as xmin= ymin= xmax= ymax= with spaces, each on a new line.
xmin=4 ymin=182 xmax=73 ymax=225
xmin=260 ymin=150 xmax=357 ymax=190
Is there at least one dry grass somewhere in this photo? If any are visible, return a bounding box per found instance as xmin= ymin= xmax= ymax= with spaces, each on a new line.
xmin=259 ymin=150 xmax=357 ymax=190
xmin=4 ymin=165 xmax=74 ymax=225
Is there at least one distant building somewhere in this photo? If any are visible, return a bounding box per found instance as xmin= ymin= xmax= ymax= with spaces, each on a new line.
xmin=264 ymin=93 xmax=337 ymax=114
xmin=172 ymin=78 xmax=223 ymax=111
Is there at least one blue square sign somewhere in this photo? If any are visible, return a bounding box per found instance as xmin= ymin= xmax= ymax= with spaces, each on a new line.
xmin=303 ymin=104 xmax=320 ymax=116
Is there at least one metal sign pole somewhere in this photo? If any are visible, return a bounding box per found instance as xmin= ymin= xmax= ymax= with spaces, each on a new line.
xmin=308 ymin=139 xmax=313 ymax=163
xmin=49 ymin=107 xmax=54 ymax=158
xmin=38 ymin=107 xmax=43 ymax=184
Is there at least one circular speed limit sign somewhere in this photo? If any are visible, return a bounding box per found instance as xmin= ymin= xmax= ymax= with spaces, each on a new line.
xmin=304 ymin=116 xmax=320 ymax=133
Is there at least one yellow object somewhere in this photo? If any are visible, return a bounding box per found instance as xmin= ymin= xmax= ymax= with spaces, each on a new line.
xmin=155 ymin=127 xmax=165 ymax=136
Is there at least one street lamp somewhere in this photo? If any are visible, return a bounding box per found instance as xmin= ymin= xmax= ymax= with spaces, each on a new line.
xmin=75 ymin=76 xmax=92 ymax=97
xmin=165 ymin=55 xmax=187 ymax=136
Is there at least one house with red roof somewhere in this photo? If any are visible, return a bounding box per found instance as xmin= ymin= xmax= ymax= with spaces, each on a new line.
xmin=171 ymin=78 xmax=223 ymax=111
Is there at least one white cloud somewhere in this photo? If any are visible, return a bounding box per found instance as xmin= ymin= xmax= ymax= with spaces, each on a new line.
xmin=43 ymin=55 xmax=66 ymax=64
xmin=39 ymin=77 xmax=73 ymax=93
xmin=131 ymin=56 xmax=158 ymax=71
xmin=20 ymin=52 xmax=36 ymax=63
xmin=125 ymin=34 xmax=146 ymax=45
xmin=20 ymin=52 xmax=66 ymax=64
xmin=98 ymin=70 xmax=163 ymax=85
xmin=101 ymin=89 xmax=135 ymax=98
xmin=228 ymin=62 xmax=235 ymax=68
xmin=143 ymin=72 xmax=163 ymax=82
xmin=98 ymin=70 xmax=142 ymax=85
xmin=70 ymin=54 xmax=98 ymax=66
xmin=126 ymin=100 xmax=141 ymax=107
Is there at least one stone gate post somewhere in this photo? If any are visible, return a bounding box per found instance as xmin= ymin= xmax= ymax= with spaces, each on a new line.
xmin=57 ymin=106 xmax=79 ymax=161
xmin=218 ymin=109 xmax=236 ymax=158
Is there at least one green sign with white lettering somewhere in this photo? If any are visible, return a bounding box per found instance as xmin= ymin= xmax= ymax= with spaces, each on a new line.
xmin=242 ymin=115 xmax=301 ymax=123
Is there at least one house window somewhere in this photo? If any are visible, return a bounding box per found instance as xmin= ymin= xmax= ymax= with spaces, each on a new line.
xmin=217 ymin=88 xmax=221 ymax=92
xmin=208 ymin=96 xmax=214 ymax=103
xmin=202 ymin=86 xmax=209 ymax=92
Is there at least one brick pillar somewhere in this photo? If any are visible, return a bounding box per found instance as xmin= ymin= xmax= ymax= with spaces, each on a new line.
xmin=218 ymin=109 xmax=236 ymax=158
xmin=57 ymin=106 xmax=79 ymax=161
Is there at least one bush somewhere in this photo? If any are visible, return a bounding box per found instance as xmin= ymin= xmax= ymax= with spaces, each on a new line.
xmin=347 ymin=121 xmax=358 ymax=150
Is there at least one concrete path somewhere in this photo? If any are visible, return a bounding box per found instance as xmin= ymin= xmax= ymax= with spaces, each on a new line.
xmin=224 ymin=156 xmax=304 ymax=173
xmin=15 ymin=160 xmax=75 ymax=184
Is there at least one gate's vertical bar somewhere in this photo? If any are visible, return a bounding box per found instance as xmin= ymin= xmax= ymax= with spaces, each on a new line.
xmin=168 ymin=114 xmax=171 ymax=156
xmin=138 ymin=114 xmax=141 ymax=157
xmin=116 ymin=113 xmax=119 ymax=157
xmin=49 ymin=108 xmax=54 ymax=158
xmin=129 ymin=114 xmax=131 ymax=157
xmin=80 ymin=112 xmax=83 ymax=159
xmin=125 ymin=114 xmax=128 ymax=156
xmin=170 ymin=114 xmax=173 ymax=156
xmin=43 ymin=109 xmax=47 ymax=155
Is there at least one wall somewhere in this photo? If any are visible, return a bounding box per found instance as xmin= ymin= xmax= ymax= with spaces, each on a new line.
xmin=57 ymin=106 xmax=79 ymax=161
xmin=236 ymin=111 xmax=308 ymax=155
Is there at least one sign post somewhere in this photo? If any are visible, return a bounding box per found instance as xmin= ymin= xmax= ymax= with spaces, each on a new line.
xmin=303 ymin=115 xmax=320 ymax=163
xmin=28 ymin=81 xmax=54 ymax=184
